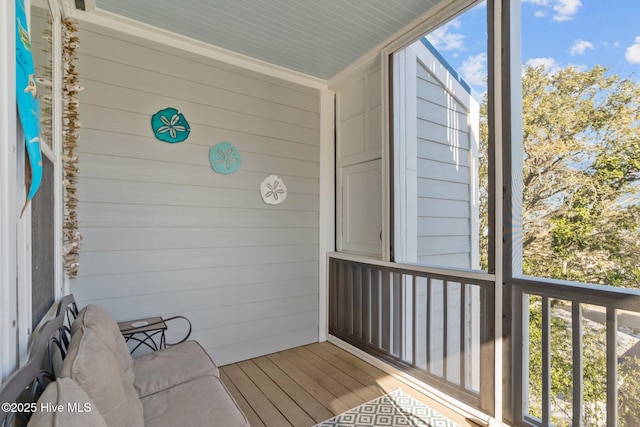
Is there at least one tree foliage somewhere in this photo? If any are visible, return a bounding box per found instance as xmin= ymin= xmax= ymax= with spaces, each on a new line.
xmin=527 ymin=298 xmax=610 ymax=426
xmin=478 ymin=65 xmax=640 ymax=425
xmin=522 ymin=65 xmax=640 ymax=285
xmin=480 ymin=65 xmax=640 ymax=284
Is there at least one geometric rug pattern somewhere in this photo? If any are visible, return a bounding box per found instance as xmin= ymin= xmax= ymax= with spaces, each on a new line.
xmin=314 ymin=389 xmax=463 ymax=427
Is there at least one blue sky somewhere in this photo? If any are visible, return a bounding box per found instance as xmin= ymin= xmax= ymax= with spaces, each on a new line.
xmin=425 ymin=0 xmax=640 ymax=94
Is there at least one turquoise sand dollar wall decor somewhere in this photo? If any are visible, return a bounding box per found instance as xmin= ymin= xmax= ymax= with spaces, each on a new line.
xmin=209 ymin=141 xmax=241 ymax=174
xmin=151 ymin=107 xmax=190 ymax=143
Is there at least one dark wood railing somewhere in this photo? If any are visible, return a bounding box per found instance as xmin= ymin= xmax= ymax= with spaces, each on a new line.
xmin=329 ymin=253 xmax=640 ymax=426
xmin=328 ymin=253 xmax=496 ymax=415
xmin=512 ymin=277 xmax=640 ymax=427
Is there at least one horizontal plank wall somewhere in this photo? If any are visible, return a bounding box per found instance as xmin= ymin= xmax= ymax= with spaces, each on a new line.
xmin=415 ymin=60 xmax=473 ymax=268
xmin=70 ymin=22 xmax=320 ymax=365
xmin=394 ymin=40 xmax=480 ymax=271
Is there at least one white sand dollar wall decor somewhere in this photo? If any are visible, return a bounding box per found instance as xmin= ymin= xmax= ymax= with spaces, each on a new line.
xmin=260 ymin=175 xmax=287 ymax=205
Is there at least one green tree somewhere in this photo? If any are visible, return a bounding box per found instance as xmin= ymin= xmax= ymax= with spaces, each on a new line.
xmin=480 ymin=65 xmax=640 ymax=283
xmin=527 ymin=298 xmax=610 ymax=426
xmin=478 ymin=65 xmax=640 ymax=425
xmin=619 ymin=356 xmax=640 ymax=426
xmin=521 ymin=65 xmax=640 ymax=285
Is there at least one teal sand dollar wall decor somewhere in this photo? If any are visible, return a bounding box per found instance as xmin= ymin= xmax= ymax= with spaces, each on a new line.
xmin=151 ymin=107 xmax=190 ymax=143
xmin=209 ymin=141 xmax=241 ymax=174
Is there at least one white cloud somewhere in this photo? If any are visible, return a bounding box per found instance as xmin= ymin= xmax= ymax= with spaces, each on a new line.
xmin=522 ymin=0 xmax=550 ymax=5
xmin=460 ymin=53 xmax=487 ymax=88
xmin=566 ymin=63 xmax=588 ymax=72
xmin=570 ymin=39 xmax=594 ymax=56
xmin=426 ymin=19 xmax=465 ymax=51
xmin=553 ymin=0 xmax=582 ymax=21
xmin=626 ymin=37 xmax=640 ymax=64
xmin=523 ymin=0 xmax=581 ymax=22
xmin=525 ymin=57 xmax=561 ymax=73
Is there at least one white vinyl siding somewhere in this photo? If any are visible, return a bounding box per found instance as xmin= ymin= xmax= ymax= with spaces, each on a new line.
xmin=416 ymin=60 xmax=473 ymax=268
xmin=71 ymin=23 xmax=320 ymax=365
xmin=394 ymin=40 xmax=479 ymax=270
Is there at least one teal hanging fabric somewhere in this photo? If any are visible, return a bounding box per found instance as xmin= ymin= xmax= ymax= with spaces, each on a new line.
xmin=16 ymin=0 xmax=42 ymax=210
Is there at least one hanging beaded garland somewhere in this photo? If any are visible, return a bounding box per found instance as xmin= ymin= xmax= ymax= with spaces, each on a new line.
xmin=62 ymin=18 xmax=83 ymax=278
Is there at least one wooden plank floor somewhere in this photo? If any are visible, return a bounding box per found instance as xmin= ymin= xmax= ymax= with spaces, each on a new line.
xmin=220 ymin=341 xmax=482 ymax=427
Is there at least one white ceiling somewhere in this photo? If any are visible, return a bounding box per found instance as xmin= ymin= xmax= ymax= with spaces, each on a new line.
xmin=92 ymin=0 xmax=441 ymax=80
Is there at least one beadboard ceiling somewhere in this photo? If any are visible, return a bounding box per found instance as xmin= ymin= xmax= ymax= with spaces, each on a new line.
xmin=92 ymin=0 xmax=441 ymax=80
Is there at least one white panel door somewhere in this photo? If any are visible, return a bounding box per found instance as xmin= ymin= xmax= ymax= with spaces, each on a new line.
xmin=339 ymin=159 xmax=382 ymax=256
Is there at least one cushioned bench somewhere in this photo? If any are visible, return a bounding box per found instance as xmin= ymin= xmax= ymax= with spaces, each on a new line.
xmin=0 ymin=297 xmax=249 ymax=427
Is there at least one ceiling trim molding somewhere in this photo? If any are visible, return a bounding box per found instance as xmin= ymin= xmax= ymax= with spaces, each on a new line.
xmin=68 ymin=7 xmax=329 ymax=90
xmin=381 ymin=0 xmax=483 ymax=57
xmin=329 ymin=0 xmax=480 ymax=88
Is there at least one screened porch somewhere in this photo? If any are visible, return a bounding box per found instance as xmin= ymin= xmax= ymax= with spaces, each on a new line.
xmin=2 ymin=0 xmax=640 ymax=426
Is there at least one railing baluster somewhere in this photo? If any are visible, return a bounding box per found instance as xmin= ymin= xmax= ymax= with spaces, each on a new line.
xmin=426 ymin=277 xmax=432 ymax=375
xmin=337 ymin=261 xmax=346 ymax=332
xmin=329 ymin=260 xmax=337 ymax=330
xmin=372 ymin=269 xmax=380 ymax=347
xmin=393 ymin=273 xmax=397 ymax=357
xmin=542 ymin=296 xmax=551 ymax=427
xmin=443 ymin=281 xmax=448 ymax=381
xmin=353 ymin=265 xmax=362 ymax=339
xmin=381 ymin=269 xmax=390 ymax=353
xmin=606 ymin=307 xmax=617 ymax=427
xmin=362 ymin=268 xmax=370 ymax=344
xmin=412 ymin=276 xmax=417 ymax=368
xmin=335 ymin=261 xmax=341 ymax=331
xmin=460 ymin=283 xmax=466 ymax=389
xmin=347 ymin=263 xmax=354 ymax=335
xmin=514 ymin=292 xmax=526 ymax=424
xmin=572 ymin=301 xmax=583 ymax=427
xmin=395 ymin=273 xmax=403 ymax=358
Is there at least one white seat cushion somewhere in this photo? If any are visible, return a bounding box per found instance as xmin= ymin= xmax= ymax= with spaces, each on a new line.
xmin=141 ymin=375 xmax=249 ymax=427
xmin=133 ymin=340 xmax=218 ymax=398
xmin=27 ymin=378 xmax=108 ymax=427
xmin=61 ymin=327 xmax=143 ymax=427
xmin=72 ymin=304 xmax=135 ymax=384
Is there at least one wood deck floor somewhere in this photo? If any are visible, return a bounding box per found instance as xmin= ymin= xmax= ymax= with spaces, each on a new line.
xmin=220 ymin=341 xmax=481 ymax=427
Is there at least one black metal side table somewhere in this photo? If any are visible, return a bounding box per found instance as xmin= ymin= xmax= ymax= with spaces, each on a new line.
xmin=117 ymin=315 xmax=192 ymax=355
xmin=118 ymin=317 xmax=167 ymax=354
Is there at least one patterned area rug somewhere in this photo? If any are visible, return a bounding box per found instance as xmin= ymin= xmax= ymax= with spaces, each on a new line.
xmin=314 ymin=389 xmax=462 ymax=427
